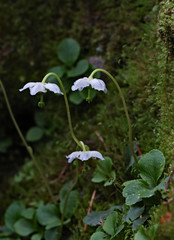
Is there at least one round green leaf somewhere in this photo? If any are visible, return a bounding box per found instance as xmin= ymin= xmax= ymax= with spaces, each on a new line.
xmin=36 ymin=204 xmax=60 ymax=226
xmin=5 ymin=203 xmax=25 ymax=232
xmin=58 ymin=38 xmax=80 ymax=66
xmin=69 ymin=91 xmax=84 ymax=104
xmin=26 ymin=127 xmax=44 ymax=142
xmin=138 ymin=149 xmax=165 ymax=187
xmin=123 ymin=180 xmax=155 ymax=205
xmin=14 ymin=218 xmax=35 ymax=237
xmin=67 ymin=59 xmax=89 ymax=77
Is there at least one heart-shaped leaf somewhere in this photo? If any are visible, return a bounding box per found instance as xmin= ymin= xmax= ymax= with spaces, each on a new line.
xmin=138 ymin=149 xmax=165 ymax=187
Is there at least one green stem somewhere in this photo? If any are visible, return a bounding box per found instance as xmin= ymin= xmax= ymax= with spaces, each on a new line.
xmin=42 ymin=73 xmax=82 ymax=149
xmin=58 ymin=161 xmax=79 ymax=239
xmin=0 ymin=80 xmax=55 ymax=203
xmin=90 ymin=69 xmax=138 ymax=164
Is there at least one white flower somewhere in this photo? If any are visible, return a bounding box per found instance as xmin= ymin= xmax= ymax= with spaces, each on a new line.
xmin=66 ymin=150 xmax=105 ymax=163
xmin=19 ymin=82 xmax=63 ymax=95
xmin=71 ymin=77 xmax=107 ymax=93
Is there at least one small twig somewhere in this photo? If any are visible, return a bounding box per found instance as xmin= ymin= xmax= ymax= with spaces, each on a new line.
xmin=95 ymin=131 xmax=108 ymax=151
xmin=163 ymin=198 xmax=174 ymax=205
xmin=136 ymin=143 xmax=142 ymax=156
xmin=50 ymin=164 xmax=69 ymax=184
xmin=165 ymin=169 xmax=174 ymax=192
xmin=84 ymin=190 xmax=96 ymax=231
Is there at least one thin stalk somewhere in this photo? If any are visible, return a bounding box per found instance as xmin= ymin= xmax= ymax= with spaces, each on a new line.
xmin=58 ymin=161 xmax=79 ymax=240
xmin=42 ymin=73 xmax=82 ymax=149
xmin=0 ymin=80 xmax=55 ymax=203
xmin=90 ymin=69 xmax=138 ymax=164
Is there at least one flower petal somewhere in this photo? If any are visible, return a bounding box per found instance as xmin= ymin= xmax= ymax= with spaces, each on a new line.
xmin=71 ymin=77 xmax=90 ymax=91
xmin=89 ymin=151 xmax=105 ymax=160
xmin=66 ymin=150 xmax=105 ymax=163
xmin=19 ymin=82 xmax=47 ymax=95
xmin=29 ymin=83 xmax=47 ymax=95
xmin=66 ymin=151 xmax=82 ymax=163
xmin=45 ymin=83 xmax=63 ymax=94
xmin=90 ymin=78 xmax=107 ymax=93
xmin=19 ymin=82 xmax=36 ymax=92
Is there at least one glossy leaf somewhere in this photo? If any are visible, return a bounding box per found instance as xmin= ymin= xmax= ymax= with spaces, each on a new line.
xmin=138 ymin=149 xmax=165 ymax=187
xmin=67 ymin=59 xmax=89 ymax=77
xmin=123 ymin=180 xmax=155 ymax=205
xmin=26 ymin=127 xmax=44 ymax=142
xmin=57 ymin=38 xmax=80 ymax=66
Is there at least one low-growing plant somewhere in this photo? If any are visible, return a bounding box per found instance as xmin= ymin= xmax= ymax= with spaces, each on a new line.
xmin=0 ymin=181 xmax=79 ymax=240
xmin=0 ymin=41 xmax=170 ymax=239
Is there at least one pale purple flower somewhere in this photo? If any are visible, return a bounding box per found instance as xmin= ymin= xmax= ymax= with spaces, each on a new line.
xmin=71 ymin=77 xmax=107 ymax=93
xmin=66 ymin=150 xmax=105 ymax=163
xmin=19 ymin=82 xmax=63 ymax=95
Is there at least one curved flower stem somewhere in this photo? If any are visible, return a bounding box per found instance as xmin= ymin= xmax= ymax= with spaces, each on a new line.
xmin=42 ymin=73 xmax=82 ymax=149
xmin=0 ymin=80 xmax=56 ymax=203
xmin=58 ymin=161 xmax=79 ymax=240
xmin=89 ymin=69 xmax=138 ymax=164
